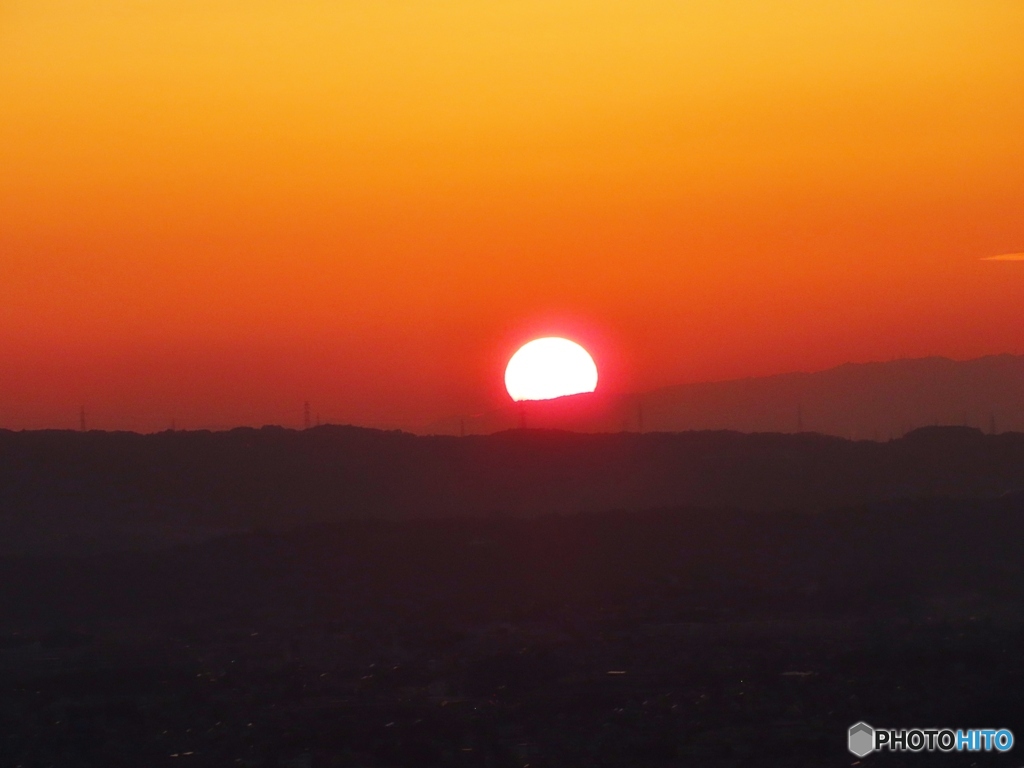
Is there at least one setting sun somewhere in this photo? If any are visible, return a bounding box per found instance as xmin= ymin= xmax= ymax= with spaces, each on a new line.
xmin=504 ymin=337 xmax=598 ymax=402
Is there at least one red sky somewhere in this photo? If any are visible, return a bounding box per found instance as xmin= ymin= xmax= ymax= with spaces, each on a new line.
xmin=2 ymin=1 xmax=1023 ymax=431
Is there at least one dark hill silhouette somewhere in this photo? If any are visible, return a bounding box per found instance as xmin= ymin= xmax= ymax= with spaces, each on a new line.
xmin=2 ymin=425 xmax=1024 ymax=554
xmin=428 ymin=354 xmax=1024 ymax=437
xmin=2 ymin=431 xmax=1024 ymax=766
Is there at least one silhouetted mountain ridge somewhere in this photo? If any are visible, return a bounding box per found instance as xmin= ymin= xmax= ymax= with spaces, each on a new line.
xmin=1 ymin=424 xmax=1024 ymax=554
xmin=428 ymin=354 xmax=1024 ymax=436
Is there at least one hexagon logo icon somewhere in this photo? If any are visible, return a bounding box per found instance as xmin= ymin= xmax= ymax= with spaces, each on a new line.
xmin=848 ymin=722 xmax=875 ymax=757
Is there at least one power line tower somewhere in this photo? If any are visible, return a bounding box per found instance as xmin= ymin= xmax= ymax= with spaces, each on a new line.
xmin=303 ymin=401 xmax=311 ymax=430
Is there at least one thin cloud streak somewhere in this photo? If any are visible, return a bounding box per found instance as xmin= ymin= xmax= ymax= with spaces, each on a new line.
xmin=981 ymin=253 xmax=1024 ymax=261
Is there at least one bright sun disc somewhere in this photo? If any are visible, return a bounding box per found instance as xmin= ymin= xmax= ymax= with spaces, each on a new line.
xmin=505 ymin=337 xmax=598 ymax=401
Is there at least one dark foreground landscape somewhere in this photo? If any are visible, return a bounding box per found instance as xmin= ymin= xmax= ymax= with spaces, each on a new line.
xmin=2 ymin=427 xmax=1024 ymax=766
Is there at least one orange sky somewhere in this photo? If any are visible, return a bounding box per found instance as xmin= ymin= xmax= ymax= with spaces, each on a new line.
xmin=2 ymin=1 xmax=1023 ymax=431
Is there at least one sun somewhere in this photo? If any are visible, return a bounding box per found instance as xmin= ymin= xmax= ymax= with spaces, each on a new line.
xmin=505 ymin=337 xmax=598 ymax=401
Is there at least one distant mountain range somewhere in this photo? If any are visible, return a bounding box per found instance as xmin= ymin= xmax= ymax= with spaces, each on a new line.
xmin=2 ymin=425 xmax=1024 ymax=555
xmin=426 ymin=354 xmax=1024 ymax=438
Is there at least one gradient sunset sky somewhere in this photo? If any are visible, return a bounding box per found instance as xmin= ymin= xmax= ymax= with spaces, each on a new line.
xmin=2 ymin=1 xmax=1023 ymax=431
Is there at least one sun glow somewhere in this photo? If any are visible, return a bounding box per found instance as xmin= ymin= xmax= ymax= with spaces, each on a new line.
xmin=504 ymin=337 xmax=598 ymax=402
